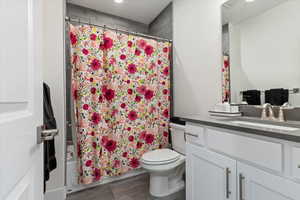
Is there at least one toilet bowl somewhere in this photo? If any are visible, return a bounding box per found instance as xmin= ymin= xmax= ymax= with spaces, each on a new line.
xmin=141 ymin=149 xmax=185 ymax=198
xmin=141 ymin=123 xmax=186 ymax=198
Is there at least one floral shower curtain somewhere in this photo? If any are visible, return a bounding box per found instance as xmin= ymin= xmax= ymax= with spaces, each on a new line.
xmin=69 ymin=24 xmax=171 ymax=184
xmin=222 ymin=55 xmax=230 ymax=102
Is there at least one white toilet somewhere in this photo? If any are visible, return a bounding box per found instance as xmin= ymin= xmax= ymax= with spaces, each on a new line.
xmin=141 ymin=123 xmax=186 ymax=198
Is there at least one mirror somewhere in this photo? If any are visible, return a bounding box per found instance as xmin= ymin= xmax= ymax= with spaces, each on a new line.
xmin=222 ymin=0 xmax=300 ymax=106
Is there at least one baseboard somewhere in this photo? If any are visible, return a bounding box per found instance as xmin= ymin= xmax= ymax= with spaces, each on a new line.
xmin=44 ymin=187 xmax=66 ymax=200
xmin=67 ymin=168 xmax=147 ymax=194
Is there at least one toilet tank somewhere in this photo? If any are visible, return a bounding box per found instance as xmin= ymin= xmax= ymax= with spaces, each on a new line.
xmin=170 ymin=123 xmax=186 ymax=155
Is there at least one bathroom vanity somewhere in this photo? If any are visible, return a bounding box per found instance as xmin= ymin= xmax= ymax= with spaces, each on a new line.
xmin=182 ymin=115 xmax=300 ymax=200
xmin=181 ymin=0 xmax=300 ymax=199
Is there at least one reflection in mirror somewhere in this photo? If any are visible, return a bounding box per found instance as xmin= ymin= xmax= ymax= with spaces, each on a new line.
xmin=222 ymin=0 xmax=300 ymax=106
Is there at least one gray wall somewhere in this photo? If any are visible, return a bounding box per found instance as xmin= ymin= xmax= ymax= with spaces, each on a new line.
xmin=148 ymin=3 xmax=173 ymax=116
xmin=149 ymin=3 xmax=173 ymax=40
xmin=67 ymin=3 xmax=149 ymax=33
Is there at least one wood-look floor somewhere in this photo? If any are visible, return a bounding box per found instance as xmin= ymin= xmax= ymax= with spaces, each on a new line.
xmin=67 ymin=174 xmax=151 ymax=200
xmin=67 ymin=173 xmax=185 ymax=200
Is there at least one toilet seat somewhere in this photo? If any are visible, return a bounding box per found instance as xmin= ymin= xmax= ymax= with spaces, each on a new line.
xmin=141 ymin=149 xmax=181 ymax=165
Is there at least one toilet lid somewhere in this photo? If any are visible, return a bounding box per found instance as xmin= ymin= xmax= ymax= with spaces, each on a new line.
xmin=141 ymin=149 xmax=180 ymax=164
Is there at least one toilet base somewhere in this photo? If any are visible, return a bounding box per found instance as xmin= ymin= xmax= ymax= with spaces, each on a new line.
xmin=150 ymin=177 xmax=184 ymax=198
xmin=149 ymin=164 xmax=185 ymax=198
xmin=150 ymin=187 xmax=185 ymax=200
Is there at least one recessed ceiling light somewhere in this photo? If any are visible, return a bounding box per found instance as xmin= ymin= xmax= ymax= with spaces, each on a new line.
xmin=114 ymin=0 xmax=124 ymax=3
xmin=245 ymin=0 xmax=255 ymax=2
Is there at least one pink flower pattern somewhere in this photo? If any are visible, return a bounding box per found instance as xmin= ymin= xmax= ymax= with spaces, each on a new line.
xmin=222 ymin=55 xmax=230 ymax=102
xmin=69 ymin=24 xmax=171 ymax=184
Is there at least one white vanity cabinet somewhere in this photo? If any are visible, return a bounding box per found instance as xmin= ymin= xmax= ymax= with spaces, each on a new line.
xmin=186 ymin=144 xmax=236 ymax=200
xmin=185 ymin=123 xmax=300 ymax=200
xmin=237 ymin=162 xmax=300 ymax=200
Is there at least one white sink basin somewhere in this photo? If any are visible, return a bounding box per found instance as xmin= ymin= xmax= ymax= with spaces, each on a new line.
xmin=231 ymin=121 xmax=299 ymax=132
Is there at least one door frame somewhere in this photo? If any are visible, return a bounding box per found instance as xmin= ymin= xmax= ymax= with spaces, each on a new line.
xmin=43 ymin=0 xmax=67 ymax=199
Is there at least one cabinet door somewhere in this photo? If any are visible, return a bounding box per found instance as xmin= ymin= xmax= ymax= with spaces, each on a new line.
xmin=238 ymin=162 xmax=300 ymax=200
xmin=186 ymin=143 xmax=237 ymax=200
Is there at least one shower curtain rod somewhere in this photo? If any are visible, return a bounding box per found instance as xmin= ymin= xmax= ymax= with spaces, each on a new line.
xmin=65 ymin=16 xmax=172 ymax=43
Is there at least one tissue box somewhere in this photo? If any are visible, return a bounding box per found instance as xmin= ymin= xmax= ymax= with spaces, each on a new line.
xmin=213 ymin=103 xmax=239 ymax=113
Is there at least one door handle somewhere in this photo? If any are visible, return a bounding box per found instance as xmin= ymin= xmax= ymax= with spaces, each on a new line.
xmin=239 ymin=174 xmax=245 ymax=200
xmin=37 ymin=126 xmax=59 ymax=144
xmin=226 ymin=168 xmax=231 ymax=199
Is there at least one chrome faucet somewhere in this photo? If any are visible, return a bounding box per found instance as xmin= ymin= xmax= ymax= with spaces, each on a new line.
xmin=278 ymin=102 xmax=294 ymax=122
xmin=259 ymin=103 xmax=274 ymax=121
xmin=258 ymin=103 xmax=294 ymax=122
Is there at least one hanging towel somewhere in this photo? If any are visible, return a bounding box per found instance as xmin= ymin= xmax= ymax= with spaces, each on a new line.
xmin=43 ymin=83 xmax=57 ymax=192
xmin=242 ymin=90 xmax=261 ymax=105
xmin=265 ymin=88 xmax=289 ymax=106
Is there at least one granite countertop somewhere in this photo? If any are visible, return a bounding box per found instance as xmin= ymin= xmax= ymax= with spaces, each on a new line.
xmin=180 ymin=114 xmax=300 ymax=142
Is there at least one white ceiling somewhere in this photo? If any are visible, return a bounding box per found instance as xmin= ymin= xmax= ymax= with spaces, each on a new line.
xmin=222 ymin=0 xmax=288 ymax=25
xmin=67 ymin=0 xmax=172 ymax=25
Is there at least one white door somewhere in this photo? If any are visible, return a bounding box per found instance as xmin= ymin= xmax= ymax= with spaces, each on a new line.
xmin=186 ymin=143 xmax=237 ymax=200
xmin=238 ymin=162 xmax=300 ymax=200
xmin=0 ymin=0 xmax=44 ymax=199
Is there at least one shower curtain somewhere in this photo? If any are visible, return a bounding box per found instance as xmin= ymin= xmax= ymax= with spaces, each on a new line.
xmin=222 ymin=55 xmax=230 ymax=102
xmin=69 ymin=24 xmax=171 ymax=184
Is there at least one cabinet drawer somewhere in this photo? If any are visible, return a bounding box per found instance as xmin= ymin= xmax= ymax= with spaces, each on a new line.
xmin=292 ymin=147 xmax=300 ymax=179
xmin=185 ymin=123 xmax=205 ymax=146
xmin=207 ymin=128 xmax=283 ymax=172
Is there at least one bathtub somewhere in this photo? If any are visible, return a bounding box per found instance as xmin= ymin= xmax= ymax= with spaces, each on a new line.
xmin=66 ymin=160 xmax=146 ymax=194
